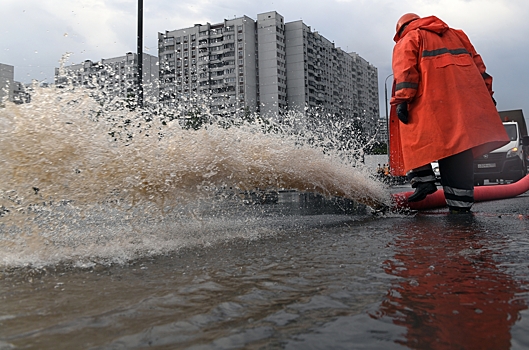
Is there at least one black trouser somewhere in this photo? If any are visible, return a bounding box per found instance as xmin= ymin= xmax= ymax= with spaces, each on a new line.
xmin=439 ymin=149 xmax=474 ymax=210
xmin=407 ymin=149 xmax=474 ymax=210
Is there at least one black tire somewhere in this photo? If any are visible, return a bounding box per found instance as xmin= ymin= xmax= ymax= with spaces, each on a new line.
xmin=512 ymin=158 xmax=527 ymax=182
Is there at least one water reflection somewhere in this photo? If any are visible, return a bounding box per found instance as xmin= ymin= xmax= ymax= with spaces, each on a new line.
xmin=374 ymin=214 xmax=528 ymax=349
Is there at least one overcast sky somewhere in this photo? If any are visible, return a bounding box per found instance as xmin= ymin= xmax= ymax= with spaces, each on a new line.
xmin=2 ymin=0 xmax=528 ymax=119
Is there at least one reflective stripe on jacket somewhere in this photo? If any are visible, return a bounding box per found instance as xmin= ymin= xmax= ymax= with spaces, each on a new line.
xmin=389 ymin=16 xmax=509 ymax=176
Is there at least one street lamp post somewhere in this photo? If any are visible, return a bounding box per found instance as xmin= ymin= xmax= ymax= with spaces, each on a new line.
xmin=384 ymin=73 xmax=394 ymax=155
xmin=137 ymin=0 xmax=143 ymax=108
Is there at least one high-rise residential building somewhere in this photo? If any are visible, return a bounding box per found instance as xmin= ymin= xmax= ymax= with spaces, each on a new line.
xmin=348 ymin=52 xmax=380 ymax=137
xmin=54 ymin=52 xmax=159 ymax=103
xmin=158 ymin=16 xmax=258 ymax=115
xmin=0 ymin=63 xmax=14 ymax=105
xmin=256 ymin=12 xmax=287 ymax=117
xmin=12 ymin=81 xmax=31 ymax=104
xmin=0 ymin=63 xmax=30 ymax=105
xmin=158 ymin=11 xmax=379 ymax=132
xmin=376 ymin=117 xmax=389 ymax=144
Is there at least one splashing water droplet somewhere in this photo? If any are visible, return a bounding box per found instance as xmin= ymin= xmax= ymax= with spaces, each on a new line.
xmin=0 ymin=76 xmax=390 ymax=268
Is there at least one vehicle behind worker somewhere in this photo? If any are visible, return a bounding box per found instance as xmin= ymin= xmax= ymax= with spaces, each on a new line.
xmin=474 ymin=109 xmax=529 ymax=185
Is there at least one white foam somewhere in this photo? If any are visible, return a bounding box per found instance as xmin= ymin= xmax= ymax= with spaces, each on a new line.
xmin=0 ymin=85 xmax=390 ymax=268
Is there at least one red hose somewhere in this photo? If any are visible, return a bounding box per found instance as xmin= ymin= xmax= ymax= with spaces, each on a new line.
xmin=392 ymin=175 xmax=529 ymax=210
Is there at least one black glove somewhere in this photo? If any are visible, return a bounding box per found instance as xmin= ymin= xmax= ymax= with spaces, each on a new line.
xmin=396 ymin=102 xmax=409 ymax=124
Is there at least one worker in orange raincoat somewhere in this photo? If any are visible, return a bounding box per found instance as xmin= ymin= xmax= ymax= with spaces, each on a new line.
xmin=389 ymin=13 xmax=510 ymax=213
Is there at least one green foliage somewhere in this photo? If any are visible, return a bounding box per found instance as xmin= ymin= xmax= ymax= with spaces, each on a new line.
xmin=367 ymin=141 xmax=388 ymax=155
xmin=183 ymin=107 xmax=210 ymax=130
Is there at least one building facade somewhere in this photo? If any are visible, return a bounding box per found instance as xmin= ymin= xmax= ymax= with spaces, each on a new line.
xmin=158 ymin=11 xmax=379 ymax=131
xmin=0 ymin=63 xmax=14 ymax=105
xmin=376 ymin=117 xmax=389 ymax=144
xmin=54 ymin=53 xmax=159 ymax=103
xmin=158 ymin=16 xmax=258 ymax=116
xmin=0 ymin=63 xmax=31 ymax=105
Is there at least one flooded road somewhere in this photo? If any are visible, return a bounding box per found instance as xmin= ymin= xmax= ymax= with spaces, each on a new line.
xmin=2 ymin=192 xmax=529 ymax=350
xmin=2 ymin=87 xmax=529 ymax=349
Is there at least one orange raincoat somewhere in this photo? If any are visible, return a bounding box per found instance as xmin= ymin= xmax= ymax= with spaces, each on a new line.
xmin=389 ymin=16 xmax=509 ymax=176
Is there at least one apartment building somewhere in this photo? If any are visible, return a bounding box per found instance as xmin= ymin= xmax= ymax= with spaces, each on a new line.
xmin=0 ymin=63 xmax=31 ymax=105
xmin=0 ymin=63 xmax=14 ymax=104
xmin=256 ymin=12 xmax=287 ymax=117
xmin=158 ymin=16 xmax=258 ymax=116
xmin=54 ymin=52 xmax=159 ymax=103
xmin=158 ymin=11 xmax=379 ymax=130
xmin=12 ymin=81 xmax=31 ymax=104
xmin=348 ymin=52 xmax=379 ymax=136
xmin=376 ymin=117 xmax=389 ymax=144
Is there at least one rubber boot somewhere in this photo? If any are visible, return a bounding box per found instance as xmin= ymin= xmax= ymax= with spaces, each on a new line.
xmin=408 ymin=182 xmax=438 ymax=202
xmin=407 ymin=165 xmax=437 ymax=203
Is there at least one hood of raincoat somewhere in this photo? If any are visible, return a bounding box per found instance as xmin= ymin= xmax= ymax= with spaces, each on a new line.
xmin=393 ymin=15 xmax=449 ymax=42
